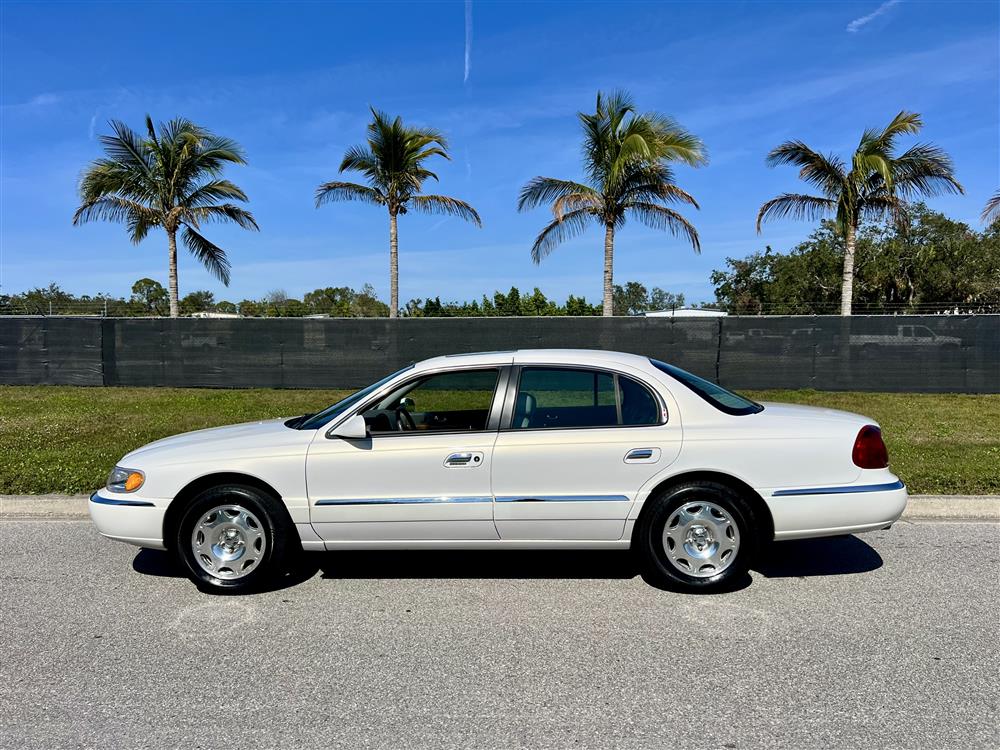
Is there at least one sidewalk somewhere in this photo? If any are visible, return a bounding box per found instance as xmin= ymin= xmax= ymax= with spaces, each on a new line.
xmin=1 ymin=493 xmax=997 ymax=521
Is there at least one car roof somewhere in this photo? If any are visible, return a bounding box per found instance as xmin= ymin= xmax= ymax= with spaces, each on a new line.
xmin=414 ymin=349 xmax=652 ymax=371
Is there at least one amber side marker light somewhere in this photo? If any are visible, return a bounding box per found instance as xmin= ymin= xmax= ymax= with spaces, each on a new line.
xmin=124 ymin=472 xmax=144 ymax=492
xmin=853 ymin=425 xmax=889 ymax=469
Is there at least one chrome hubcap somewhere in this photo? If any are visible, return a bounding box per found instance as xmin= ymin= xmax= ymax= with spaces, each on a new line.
xmin=191 ymin=504 xmax=266 ymax=580
xmin=662 ymin=501 xmax=740 ymax=578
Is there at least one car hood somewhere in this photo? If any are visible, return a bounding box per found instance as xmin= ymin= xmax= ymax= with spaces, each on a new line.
xmin=757 ymin=402 xmax=874 ymax=426
xmin=123 ymin=418 xmax=298 ymax=462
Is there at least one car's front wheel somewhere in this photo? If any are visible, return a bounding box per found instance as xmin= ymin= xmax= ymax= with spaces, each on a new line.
xmin=175 ymin=485 xmax=294 ymax=592
xmin=636 ymin=481 xmax=759 ymax=592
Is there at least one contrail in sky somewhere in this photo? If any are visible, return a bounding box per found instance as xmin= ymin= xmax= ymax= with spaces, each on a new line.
xmin=464 ymin=0 xmax=472 ymax=83
xmin=846 ymin=0 xmax=901 ymax=33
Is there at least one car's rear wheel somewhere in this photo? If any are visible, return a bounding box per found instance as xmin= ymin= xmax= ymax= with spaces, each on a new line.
xmin=636 ymin=481 xmax=759 ymax=592
xmin=175 ymin=485 xmax=294 ymax=592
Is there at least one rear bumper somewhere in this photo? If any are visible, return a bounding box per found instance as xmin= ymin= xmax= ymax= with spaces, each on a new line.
xmin=766 ymin=480 xmax=908 ymax=540
xmin=88 ymin=492 xmax=166 ymax=550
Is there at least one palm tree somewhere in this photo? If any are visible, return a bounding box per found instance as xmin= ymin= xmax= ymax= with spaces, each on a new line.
xmin=73 ymin=116 xmax=258 ymax=318
xmin=982 ymin=191 xmax=1000 ymax=229
xmin=756 ymin=111 xmax=963 ymax=316
xmin=517 ymin=91 xmax=706 ymax=316
xmin=316 ymin=108 xmax=481 ymax=318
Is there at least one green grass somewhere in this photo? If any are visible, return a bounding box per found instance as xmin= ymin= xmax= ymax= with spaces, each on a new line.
xmin=1 ymin=386 xmax=997 ymax=496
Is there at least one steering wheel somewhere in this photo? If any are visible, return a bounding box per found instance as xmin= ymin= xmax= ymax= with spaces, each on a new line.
xmin=395 ymin=406 xmax=416 ymax=431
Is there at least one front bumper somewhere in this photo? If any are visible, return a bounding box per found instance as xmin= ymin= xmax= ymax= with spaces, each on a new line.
xmin=766 ymin=479 xmax=908 ymax=540
xmin=88 ymin=491 xmax=166 ymax=550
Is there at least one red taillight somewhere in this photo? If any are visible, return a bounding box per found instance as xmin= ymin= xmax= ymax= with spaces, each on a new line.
xmin=853 ymin=425 xmax=889 ymax=469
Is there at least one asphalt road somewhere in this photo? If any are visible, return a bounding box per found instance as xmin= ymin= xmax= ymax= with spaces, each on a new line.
xmin=1 ymin=520 xmax=997 ymax=750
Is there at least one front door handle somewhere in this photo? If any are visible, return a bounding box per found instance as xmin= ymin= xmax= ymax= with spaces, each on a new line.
xmin=444 ymin=451 xmax=484 ymax=468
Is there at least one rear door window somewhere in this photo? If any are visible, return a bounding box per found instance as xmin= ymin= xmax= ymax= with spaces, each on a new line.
xmin=512 ymin=367 xmax=661 ymax=429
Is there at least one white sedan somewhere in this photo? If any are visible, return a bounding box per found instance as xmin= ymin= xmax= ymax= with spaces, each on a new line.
xmin=90 ymin=349 xmax=907 ymax=593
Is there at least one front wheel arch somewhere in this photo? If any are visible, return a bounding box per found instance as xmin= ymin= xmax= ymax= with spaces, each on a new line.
xmin=631 ymin=470 xmax=774 ymax=549
xmin=163 ymin=472 xmax=292 ymax=552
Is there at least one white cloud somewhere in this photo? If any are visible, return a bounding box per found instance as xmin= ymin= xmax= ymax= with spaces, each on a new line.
xmin=847 ymin=0 xmax=901 ymax=33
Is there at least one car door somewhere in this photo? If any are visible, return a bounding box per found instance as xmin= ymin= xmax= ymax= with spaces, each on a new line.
xmin=306 ymin=367 xmax=505 ymax=543
xmin=491 ymin=365 xmax=680 ymax=541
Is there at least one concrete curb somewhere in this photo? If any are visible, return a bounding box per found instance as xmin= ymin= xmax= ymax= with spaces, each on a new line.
xmin=1 ymin=493 xmax=998 ymax=521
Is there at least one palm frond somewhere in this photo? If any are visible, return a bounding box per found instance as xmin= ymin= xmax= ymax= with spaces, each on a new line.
xmin=865 ymin=110 xmax=923 ymax=154
xmin=182 ymin=179 xmax=249 ymax=207
xmin=180 ymin=226 xmax=232 ymax=285
xmin=339 ymin=145 xmax=380 ymax=178
xmin=765 ymin=141 xmax=846 ymax=196
xmin=315 ymin=181 xmax=384 ymax=208
xmin=529 ymin=208 xmax=595 ymax=264
xmin=517 ymin=177 xmax=598 ymax=212
xmin=97 ymin=120 xmax=156 ymax=186
xmin=626 ymin=202 xmax=701 ymax=252
xmin=889 ymin=143 xmax=964 ymax=198
xmin=551 ymin=192 xmax=603 ymax=219
xmin=620 ymin=171 xmax=699 ymax=208
xmin=644 ymin=114 xmax=708 ymax=167
xmin=407 ymin=195 xmax=482 ymax=226
xmin=982 ymin=191 xmax=1000 ymax=227
xmin=72 ymin=196 xmax=159 ymax=231
xmin=187 ymin=204 xmax=259 ymax=231
xmin=756 ymin=193 xmax=836 ymax=232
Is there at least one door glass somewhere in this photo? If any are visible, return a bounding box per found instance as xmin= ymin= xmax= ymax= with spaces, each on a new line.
xmin=619 ymin=375 xmax=660 ymax=425
xmin=514 ymin=368 xmax=617 ymax=429
xmin=364 ymin=369 xmax=499 ymax=434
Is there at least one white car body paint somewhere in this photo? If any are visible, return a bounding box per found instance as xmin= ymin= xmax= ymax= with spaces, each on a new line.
xmin=89 ymin=349 xmax=908 ymax=552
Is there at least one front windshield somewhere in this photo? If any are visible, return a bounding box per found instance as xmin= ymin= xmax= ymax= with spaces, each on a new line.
xmin=650 ymin=359 xmax=763 ymax=416
xmin=297 ymin=365 xmax=414 ymax=429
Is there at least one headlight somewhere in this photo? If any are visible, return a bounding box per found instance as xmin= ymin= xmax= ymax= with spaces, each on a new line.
xmin=106 ymin=467 xmax=145 ymax=493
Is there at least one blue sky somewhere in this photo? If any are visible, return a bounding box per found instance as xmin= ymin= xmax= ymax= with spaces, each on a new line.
xmin=1 ymin=0 xmax=997 ymax=306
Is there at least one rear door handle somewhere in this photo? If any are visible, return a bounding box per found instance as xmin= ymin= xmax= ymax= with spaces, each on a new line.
xmin=624 ymin=448 xmax=660 ymax=464
xmin=444 ymin=451 xmax=484 ymax=468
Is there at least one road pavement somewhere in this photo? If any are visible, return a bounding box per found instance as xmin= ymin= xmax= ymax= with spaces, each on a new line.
xmin=1 ymin=519 xmax=997 ymax=749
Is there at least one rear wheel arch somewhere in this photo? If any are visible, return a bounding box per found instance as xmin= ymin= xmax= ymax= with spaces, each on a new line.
xmin=631 ymin=470 xmax=774 ymax=547
xmin=163 ymin=472 xmax=292 ymax=551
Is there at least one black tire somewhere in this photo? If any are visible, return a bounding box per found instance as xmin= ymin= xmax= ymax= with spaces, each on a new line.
xmin=175 ymin=484 xmax=296 ymax=593
xmin=635 ymin=481 xmax=759 ymax=593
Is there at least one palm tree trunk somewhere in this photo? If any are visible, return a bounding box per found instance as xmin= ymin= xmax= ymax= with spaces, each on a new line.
xmin=602 ymin=222 xmax=614 ymax=317
xmin=167 ymin=229 xmax=180 ymax=318
xmin=840 ymin=222 xmax=856 ymax=317
xmin=389 ymin=210 xmax=399 ymax=319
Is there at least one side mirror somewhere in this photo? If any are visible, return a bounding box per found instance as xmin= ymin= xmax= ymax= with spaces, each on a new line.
xmin=329 ymin=414 xmax=368 ymax=440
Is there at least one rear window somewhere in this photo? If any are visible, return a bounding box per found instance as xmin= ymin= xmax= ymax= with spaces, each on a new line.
xmin=650 ymin=359 xmax=763 ymax=416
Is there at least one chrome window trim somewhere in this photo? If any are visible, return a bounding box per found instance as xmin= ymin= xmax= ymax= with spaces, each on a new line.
xmin=325 ymin=363 xmax=508 ymax=440
xmin=500 ymin=363 xmax=667 ymax=432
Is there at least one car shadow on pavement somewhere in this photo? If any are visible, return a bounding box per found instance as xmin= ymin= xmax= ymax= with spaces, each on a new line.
xmin=753 ymin=534 xmax=883 ymax=578
xmin=131 ymin=534 xmax=883 ymax=591
xmin=131 ymin=549 xmax=318 ymax=594
xmin=318 ymin=549 xmax=640 ymax=580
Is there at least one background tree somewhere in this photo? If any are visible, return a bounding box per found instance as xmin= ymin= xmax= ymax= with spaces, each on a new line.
xmin=518 ymin=90 xmax=706 ymax=316
xmin=715 ymin=206 xmax=999 ymax=314
xmin=129 ymin=278 xmax=168 ymax=316
xmin=316 ymin=108 xmax=481 ymax=318
xmin=756 ymin=111 xmax=963 ymax=315
xmin=180 ymin=290 xmax=216 ymax=315
xmin=612 ymin=281 xmax=685 ymax=315
xmin=73 ymin=116 xmax=258 ymax=317
xmin=982 ymin=191 xmax=1000 ymax=229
